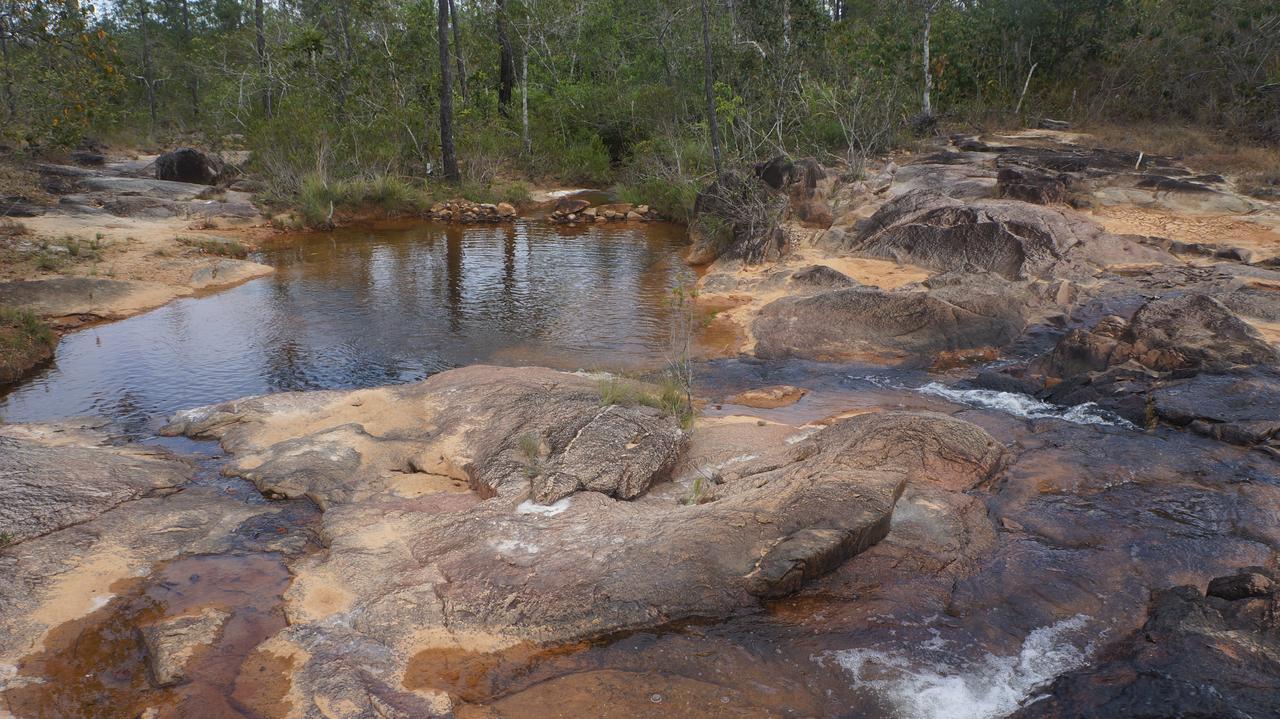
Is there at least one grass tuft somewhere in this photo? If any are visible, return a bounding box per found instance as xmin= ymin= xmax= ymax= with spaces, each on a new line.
xmin=177 ymin=236 xmax=249 ymax=259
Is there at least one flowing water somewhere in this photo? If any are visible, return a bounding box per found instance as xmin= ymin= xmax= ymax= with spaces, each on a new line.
xmin=3 ymin=219 xmax=1276 ymax=718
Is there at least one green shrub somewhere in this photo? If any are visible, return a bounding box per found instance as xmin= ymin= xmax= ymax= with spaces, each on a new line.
xmin=498 ymin=182 xmax=532 ymax=206
xmin=617 ymin=174 xmax=699 ymax=223
xmin=555 ymin=133 xmax=613 ymax=186
xmin=365 ymin=175 xmax=414 ymax=213
xmin=299 ymin=174 xmax=335 ymax=227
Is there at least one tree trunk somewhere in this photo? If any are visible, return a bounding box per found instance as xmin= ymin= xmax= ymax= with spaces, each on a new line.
xmin=255 ymin=0 xmax=271 ymax=118
xmin=699 ymin=0 xmax=723 ymax=176
xmin=448 ymin=0 xmax=467 ymax=99
xmin=139 ymin=0 xmax=157 ymax=132
xmin=521 ymin=48 xmax=530 ymax=155
xmin=496 ymin=0 xmax=515 ymax=116
xmin=333 ymin=3 xmax=354 ymax=116
xmin=437 ymin=0 xmax=460 ymax=182
xmin=180 ymin=0 xmax=198 ymax=119
xmin=0 ymin=0 xmax=15 ymax=121
xmin=922 ymin=3 xmax=934 ymax=117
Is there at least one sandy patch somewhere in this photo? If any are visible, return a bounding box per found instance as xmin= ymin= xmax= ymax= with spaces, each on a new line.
xmin=1 ymin=198 xmax=273 ymax=326
xmin=6 ymin=543 xmax=141 ymax=662
xmin=1090 ymin=205 xmax=1280 ymax=260
xmin=803 ymin=254 xmax=930 ymax=289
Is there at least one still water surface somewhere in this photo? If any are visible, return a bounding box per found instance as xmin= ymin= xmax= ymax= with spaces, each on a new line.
xmin=0 ymin=219 xmax=694 ymax=433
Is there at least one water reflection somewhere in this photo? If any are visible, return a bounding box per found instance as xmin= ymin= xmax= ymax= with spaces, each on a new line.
xmin=0 ymin=219 xmax=694 ymax=434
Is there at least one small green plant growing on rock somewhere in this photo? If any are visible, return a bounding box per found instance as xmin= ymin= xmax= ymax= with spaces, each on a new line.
xmin=517 ymin=432 xmax=543 ymax=478
xmin=663 ymin=283 xmax=698 ymax=430
xmin=597 ymin=376 xmax=635 ymax=407
xmin=0 ymin=531 xmax=13 ymax=548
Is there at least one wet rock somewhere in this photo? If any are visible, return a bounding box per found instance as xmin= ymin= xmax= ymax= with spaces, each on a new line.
xmin=1014 ymin=569 xmax=1280 ymax=719
xmin=1208 ymin=570 xmax=1275 ymax=601
xmin=0 ymin=433 xmax=187 ymax=544
xmin=140 ymin=607 xmax=232 ymax=687
xmin=429 ymin=199 xmax=515 ymax=224
xmin=1046 ymin=294 xmax=1277 ymax=377
xmin=0 ymin=427 xmax=286 ymax=668
xmin=1150 ymin=368 xmax=1280 ymax=445
xmin=752 ymin=280 xmax=1027 ymax=362
xmin=1036 ymin=294 xmax=1280 ymax=443
xmin=155 ymin=147 xmax=225 ymax=185
xmin=163 ymin=367 xmax=1005 ymax=717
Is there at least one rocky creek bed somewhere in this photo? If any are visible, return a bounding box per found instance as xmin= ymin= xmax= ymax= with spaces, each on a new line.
xmin=1 ymin=131 xmax=1278 ymax=719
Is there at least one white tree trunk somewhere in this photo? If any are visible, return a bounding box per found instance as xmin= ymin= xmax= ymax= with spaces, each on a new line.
xmin=922 ymin=7 xmax=933 ymax=117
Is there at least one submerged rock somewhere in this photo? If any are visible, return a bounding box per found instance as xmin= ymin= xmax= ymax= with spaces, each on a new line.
xmin=140 ymin=607 xmax=232 ymax=687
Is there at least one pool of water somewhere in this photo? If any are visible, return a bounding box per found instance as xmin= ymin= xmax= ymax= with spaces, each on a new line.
xmin=0 ymin=219 xmax=694 ymax=434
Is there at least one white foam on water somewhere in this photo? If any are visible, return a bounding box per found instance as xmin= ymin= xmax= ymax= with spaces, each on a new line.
xmin=915 ymin=383 xmax=1135 ymax=428
xmin=823 ymin=615 xmax=1092 ymax=719
xmin=516 ymin=498 xmax=571 ymax=516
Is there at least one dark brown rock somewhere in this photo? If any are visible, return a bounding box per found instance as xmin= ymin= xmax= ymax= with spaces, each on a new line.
xmin=1208 ymin=571 xmax=1275 ymax=601
xmin=1013 ymin=570 xmax=1280 ymax=719
xmin=155 ymin=148 xmax=225 ymax=185
xmin=997 ymin=166 xmax=1071 ymax=205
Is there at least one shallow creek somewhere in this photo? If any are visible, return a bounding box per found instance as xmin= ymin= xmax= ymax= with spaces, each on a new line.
xmin=2 ymin=219 xmax=1276 ymax=719
xmin=0 ymin=218 xmax=694 ymax=435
